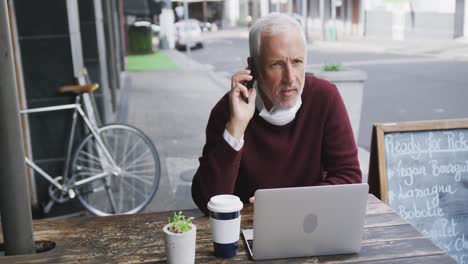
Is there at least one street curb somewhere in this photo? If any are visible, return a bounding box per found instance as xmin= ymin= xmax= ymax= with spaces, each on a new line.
xmin=309 ymin=39 xmax=468 ymax=61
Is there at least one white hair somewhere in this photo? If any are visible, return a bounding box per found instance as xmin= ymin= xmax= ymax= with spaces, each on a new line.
xmin=248 ymin=13 xmax=307 ymax=72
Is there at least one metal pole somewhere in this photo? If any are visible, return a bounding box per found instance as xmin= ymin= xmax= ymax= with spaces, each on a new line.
xmin=6 ymin=0 xmax=38 ymax=208
xmin=0 ymin=0 xmax=36 ymax=255
xmin=331 ymin=0 xmax=337 ymax=41
xmin=203 ymin=0 xmax=208 ymax=22
xmin=119 ymin=0 xmax=127 ymax=61
xmin=253 ymin=0 xmax=259 ymax=20
xmin=358 ymin=0 xmax=365 ymax=36
xmin=319 ymin=0 xmax=325 ymax=40
xmin=464 ymin=0 xmax=468 ymax=38
xmin=301 ymin=0 xmax=308 ymax=41
xmin=103 ymin=0 xmax=118 ymax=111
xmin=184 ymin=0 xmax=191 ymax=59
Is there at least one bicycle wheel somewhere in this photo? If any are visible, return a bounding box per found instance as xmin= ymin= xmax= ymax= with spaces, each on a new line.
xmin=70 ymin=124 xmax=160 ymax=216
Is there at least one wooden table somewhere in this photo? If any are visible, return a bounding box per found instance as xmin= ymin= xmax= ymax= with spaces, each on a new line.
xmin=0 ymin=194 xmax=457 ymax=263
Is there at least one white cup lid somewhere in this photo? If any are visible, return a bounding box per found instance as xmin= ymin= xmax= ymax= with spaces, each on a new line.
xmin=207 ymin=194 xmax=243 ymax=213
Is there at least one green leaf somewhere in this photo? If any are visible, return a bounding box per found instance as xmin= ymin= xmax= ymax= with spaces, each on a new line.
xmin=322 ymin=63 xmax=342 ymax=72
xmin=167 ymin=211 xmax=194 ymax=233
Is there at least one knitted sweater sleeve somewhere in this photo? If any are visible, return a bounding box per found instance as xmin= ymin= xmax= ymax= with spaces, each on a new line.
xmin=191 ymin=97 xmax=242 ymax=215
xmin=319 ymin=85 xmax=362 ymax=185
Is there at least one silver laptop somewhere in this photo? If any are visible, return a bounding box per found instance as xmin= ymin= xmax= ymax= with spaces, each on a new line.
xmin=242 ymin=183 xmax=369 ymax=260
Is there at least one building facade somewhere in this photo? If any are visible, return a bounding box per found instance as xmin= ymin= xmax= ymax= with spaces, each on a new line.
xmin=363 ymin=0 xmax=467 ymax=40
xmin=8 ymin=0 xmax=125 ymax=217
xmin=224 ymin=0 xmax=467 ymax=41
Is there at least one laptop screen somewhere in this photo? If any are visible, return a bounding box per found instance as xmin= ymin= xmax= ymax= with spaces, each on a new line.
xmin=242 ymin=184 xmax=369 ymax=260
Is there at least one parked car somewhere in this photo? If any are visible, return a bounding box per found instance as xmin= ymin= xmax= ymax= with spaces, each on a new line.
xmin=199 ymin=21 xmax=218 ymax=32
xmin=174 ymin=19 xmax=203 ymax=50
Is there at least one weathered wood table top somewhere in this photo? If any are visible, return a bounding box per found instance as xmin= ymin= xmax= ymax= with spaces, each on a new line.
xmin=0 ymin=194 xmax=456 ymax=263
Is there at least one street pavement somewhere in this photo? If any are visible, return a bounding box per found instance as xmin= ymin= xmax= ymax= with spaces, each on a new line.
xmin=119 ymin=50 xmax=228 ymax=213
xmin=120 ymin=30 xmax=468 ymax=213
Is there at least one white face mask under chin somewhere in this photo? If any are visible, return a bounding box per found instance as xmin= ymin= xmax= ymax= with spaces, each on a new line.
xmin=254 ymin=82 xmax=302 ymax=126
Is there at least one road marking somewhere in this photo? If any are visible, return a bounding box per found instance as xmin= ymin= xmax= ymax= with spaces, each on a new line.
xmin=433 ymin=108 xmax=445 ymax=113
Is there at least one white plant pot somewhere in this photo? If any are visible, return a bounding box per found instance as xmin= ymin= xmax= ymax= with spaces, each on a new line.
xmin=163 ymin=223 xmax=196 ymax=264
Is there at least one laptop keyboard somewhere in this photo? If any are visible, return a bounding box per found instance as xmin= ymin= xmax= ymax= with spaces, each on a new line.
xmin=242 ymin=229 xmax=254 ymax=257
xmin=247 ymin=239 xmax=253 ymax=250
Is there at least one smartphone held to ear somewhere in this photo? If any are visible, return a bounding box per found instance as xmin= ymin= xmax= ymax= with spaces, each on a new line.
xmin=242 ymin=58 xmax=257 ymax=103
xmin=242 ymin=71 xmax=254 ymax=104
xmin=243 ymin=76 xmax=254 ymax=89
xmin=244 ymin=63 xmax=256 ymax=87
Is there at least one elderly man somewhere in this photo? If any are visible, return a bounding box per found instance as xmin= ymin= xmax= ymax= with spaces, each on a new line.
xmin=192 ymin=13 xmax=361 ymax=214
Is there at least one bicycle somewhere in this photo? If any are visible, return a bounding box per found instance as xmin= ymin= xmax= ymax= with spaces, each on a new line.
xmin=20 ymin=82 xmax=160 ymax=216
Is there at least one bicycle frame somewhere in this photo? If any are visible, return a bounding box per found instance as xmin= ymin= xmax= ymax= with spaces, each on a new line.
xmin=20 ymin=94 xmax=118 ymax=193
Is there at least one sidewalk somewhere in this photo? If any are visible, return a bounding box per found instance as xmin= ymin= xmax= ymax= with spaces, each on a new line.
xmin=310 ymin=36 xmax=468 ymax=61
xmin=119 ymin=49 xmax=227 ymax=213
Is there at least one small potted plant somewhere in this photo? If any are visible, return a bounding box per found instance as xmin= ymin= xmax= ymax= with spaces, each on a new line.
xmin=322 ymin=63 xmax=342 ymax=72
xmin=163 ymin=211 xmax=196 ymax=264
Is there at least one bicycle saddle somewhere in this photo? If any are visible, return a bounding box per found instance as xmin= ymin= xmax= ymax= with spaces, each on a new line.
xmin=58 ymin=83 xmax=99 ymax=94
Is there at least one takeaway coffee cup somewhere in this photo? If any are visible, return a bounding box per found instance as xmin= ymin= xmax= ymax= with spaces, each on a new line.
xmin=207 ymin=194 xmax=243 ymax=258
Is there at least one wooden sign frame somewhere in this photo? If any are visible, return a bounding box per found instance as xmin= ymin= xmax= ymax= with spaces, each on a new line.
xmin=368 ymin=118 xmax=468 ymax=204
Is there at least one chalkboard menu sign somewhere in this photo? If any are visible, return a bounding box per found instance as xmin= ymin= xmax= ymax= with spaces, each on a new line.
xmin=368 ymin=119 xmax=468 ymax=263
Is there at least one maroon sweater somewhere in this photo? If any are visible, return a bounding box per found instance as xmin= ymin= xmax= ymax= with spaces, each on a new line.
xmin=192 ymin=75 xmax=362 ymax=214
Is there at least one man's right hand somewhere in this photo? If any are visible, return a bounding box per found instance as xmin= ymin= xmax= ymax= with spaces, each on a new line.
xmin=226 ymin=69 xmax=257 ymax=141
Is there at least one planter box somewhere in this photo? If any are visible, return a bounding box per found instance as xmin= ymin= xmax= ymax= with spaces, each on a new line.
xmin=307 ymin=68 xmax=367 ymax=140
xmin=306 ymin=68 xmax=369 ymax=182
